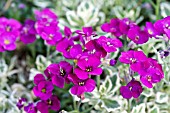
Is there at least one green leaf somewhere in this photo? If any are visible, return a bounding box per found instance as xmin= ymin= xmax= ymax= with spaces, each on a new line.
xmin=101 ymin=99 xmax=120 ymax=112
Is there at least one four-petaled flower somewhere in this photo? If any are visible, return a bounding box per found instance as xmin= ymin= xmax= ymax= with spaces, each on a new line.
xmin=68 ymin=74 xmax=96 ymax=96
xmin=120 ymin=79 xmax=143 ymax=99
xmin=74 ymin=56 xmax=102 ymax=80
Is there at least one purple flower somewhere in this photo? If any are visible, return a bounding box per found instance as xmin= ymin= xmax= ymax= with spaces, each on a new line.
xmin=0 ymin=17 xmax=21 ymax=36
xmin=0 ymin=33 xmax=17 ymax=51
xmin=33 ymin=80 xmax=54 ymax=100
xmin=56 ymin=38 xmax=74 ymax=59
xmin=137 ymin=58 xmax=164 ymax=88
xmin=68 ymin=74 xmax=96 ymax=96
xmin=119 ymin=18 xmax=135 ymax=35
xmin=110 ymin=59 xmax=117 ymax=66
xmin=34 ymin=8 xmax=61 ymax=44
xmin=45 ymin=61 xmax=73 ymax=88
xmin=76 ymin=27 xmax=96 ymax=41
xmin=35 ymin=19 xmax=59 ymax=35
xmin=37 ymin=95 xmax=60 ymax=113
xmin=84 ymin=39 xmax=107 ymax=58
xmin=34 ymin=74 xmax=46 ymax=85
xmin=64 ymin=26 xmax=72 ymax=38
xmin=140 ymin=68 xmax=163 ymax=88
xmin=120 ymin=79 xmax=143 ymax=99
xmin=24 ymin=103 xmax=37 ymax=113
xmin=18 ymin=3 xmax=26 ymax=9
xmin=101 ymin=18 xmax=122 ymax=37
xmin=119 ymin=50 xmax=147 ymax=72
xmin=16 ymin=98 xmax=27 ymax=110
xmin=40 ymin=26 xmax=62 ymax=45
xmin=145 ymin=22 xmax=160 ymax=38
xmin=154 ymin=16 xmax=170 ymax=39
xmin=34 ymin=8 xmax=58 ymax=21
xmin=69 ymin=44 xmax=83 ymax=59
xmin=127 ymin=25 xmax=149 ymax=44
xmin=97 ymin=36 xmax=123 ymax=52
xmin=74 ymin=56 xmax=102 ymax=80
xmin=20 ymin=19 xmax=37 ymax=44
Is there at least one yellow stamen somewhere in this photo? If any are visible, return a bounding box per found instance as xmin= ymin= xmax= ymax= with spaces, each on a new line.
xmin=148 ymin=29 xmax=153 ymax=35
xmin=4 ymin=40 xmax=10 ymax=45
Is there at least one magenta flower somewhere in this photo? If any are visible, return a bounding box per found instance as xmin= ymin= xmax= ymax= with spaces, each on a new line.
xmin=45 ymin=61 xmax=73 ymax=88
xmin=35 ymin=19 xmax=59 ymax=35
xmin=119 ymin=50 xmax=147 ymax=72
xmin=56 ymin=38 xmax=74 ymax=59
xmin=34 ymin=8 xmax=61 ymax=45
xmin=69 ymin=44 xmax=83 ymax=59
xmin=138 ymin=58 xmax=164 ymax=88
xmin=64 ymin=26 xmax=72 ymax=38
xmin=37 ymin=95 xmax=60 ymax=113
xmin=33 ymin=74 xmax=46 ymax=85
xmin=110 ymin=59 xmax=117 ymax=66
xmin=145 ymin=22 xmax=160 ymax=38
xmin=97 ymin=36 xmax=123 ymax=52
xmin=16 ymin=98 xmax=27 ymax=110
xmin=140 ymin=68 xmax=163 ymax=88
xmin=24 ymin=103 xmax=37 ymax=113
xmin=101 ymin=18 xmax=122 ymax=37
xmin=0 ymin=33 xmax=17 ymax=51
xmin=20 ymin=19 xmax=36 ymax=44
xmin=120 ymin=79 xmax=143 ymax=99
xmin=33 ymin=80 xmax=54 ymax=100
xmin=74 ymin=56 xmax=102 ymax=80
xmin=127 ymin=25 xmax=149 ymax=44
xmin=34 ymin=8 xmax=57 ymax=21
xmin=68 ymin=74 xmax=96 ymax=96
xmin=154 ymin=16 xmax=170 ymax=39
xmin=119 ymin=18 xmax=135 ymax=35
xmin=0 ymin=17 xmax=21 ymax=36
xmin=40 ymin=26 xmax=62 ymax=45
xmin=76 ymin=27 xmax=96 ymax=38
xmin=84 ymin=39 xmax=107 ymax=58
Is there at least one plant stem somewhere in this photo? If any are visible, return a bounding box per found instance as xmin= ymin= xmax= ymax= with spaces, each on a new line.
xmin=128 ymin=99 xmax=131 ymax=113
xmin=156 ymin=0 xmax=161 ymax=20
xmin=46 ymin=45 xmax=50 ymax=58
xmin=77 ymin=100 xmax=81 ymax=113
xmin=73 ymin=100 xmax=77 ymax=111
xmin=97 ymin=75 xmax=100 ymax=90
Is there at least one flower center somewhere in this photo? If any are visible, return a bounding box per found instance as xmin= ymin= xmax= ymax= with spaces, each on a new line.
xmin=86 ymin=67 xmax=92 ymax=72
xmin=60 ymin=68 xmax=65 ymax=76
xmin=23 ymin=27 xmax=28 ymax=34
xmin=78 ymin=82 xmax=85 ymax=86
xmin=135 ymin=36 xmax=139 ymax=41
xmin=165 ymin=24 xmax=170 ymax=29
xmin=49 ymin=34 xmax=54 ymax=39
xmin=4 ymin=39 xmax=10 ymax=45
xmin=66 ymin=46 xmax=71 ymax=52
xmin=130 ymin=58 xmax=136 ymax=63
xmin=147 ymin=75 xmax=152 ymax=81
xmin=6 ymin=25 xmax=11 ymax=32
xmin=48 ymin=100 xmax=52 ymax=105
xmin=148 ymin=29 xmax=153 ymax=35
xmin=129 ymin=86 xmax=132 ymax=91
xmin=41 ymin=88 xmax=46 ymax=93
xmin=89 ymin=49 xmax=96 ymax=54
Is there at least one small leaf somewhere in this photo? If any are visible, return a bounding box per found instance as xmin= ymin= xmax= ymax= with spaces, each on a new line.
xmin=101 ymin=99 xmax=120 ymax=112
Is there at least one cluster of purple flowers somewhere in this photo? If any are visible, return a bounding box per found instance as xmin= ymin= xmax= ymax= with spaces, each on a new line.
xmin=101 ymin=17 xmax=170 ymax=44
xmin=5 ymin=8 xmax=165 ymax=112
xmin=119 ymin=50 xmax=164 ymax=99
xmin=17 ymin=73 xmax=61 ymax=113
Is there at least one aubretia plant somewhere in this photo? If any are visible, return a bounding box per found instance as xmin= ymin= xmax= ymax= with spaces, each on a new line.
xmin=1 ymin=2 xmax=170 ymax=112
